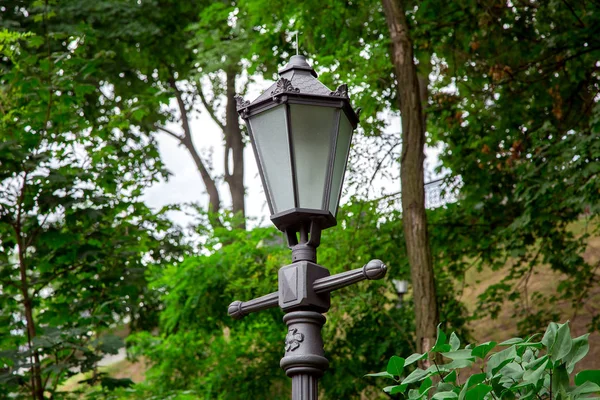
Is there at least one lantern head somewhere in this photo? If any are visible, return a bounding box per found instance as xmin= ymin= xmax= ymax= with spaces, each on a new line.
xmin=237 ymin=55 xmax=359 ymax=233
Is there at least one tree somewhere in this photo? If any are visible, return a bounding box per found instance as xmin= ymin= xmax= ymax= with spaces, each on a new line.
xmin=56 ymin=0 xmax=248 ymax=228
xmin=381 ymin=0 xmax=439 ymax=357
xmin=187 ymin=2 xmax=252 ymax=228
xmin=127 ymin=224 xmax=291 ymax=399
xmin=140 ymin=0 xmax=249 ymax=228
xmin=0 ymin=6 xmax=182 ymax=398
xmin=124 ymin=197 xmax=469 ymax=399
xmin=416 ymin=0 xmax=600 ymax=332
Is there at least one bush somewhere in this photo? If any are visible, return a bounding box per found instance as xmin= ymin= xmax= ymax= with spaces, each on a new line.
xmin=367 ymin=321 xmax=600 ymax=399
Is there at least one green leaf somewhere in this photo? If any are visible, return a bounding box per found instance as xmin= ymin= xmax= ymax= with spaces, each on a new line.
xmin=432 ymin=325 xmax=452 ymax=353
xmin=552 ymin=364 xmax=570 ymax=396
xmin=522 ymin=348 xmax=535 ymax=364
xmin=519 ymin=358 xmax=548 ymax=388
xmin=465 ymin=384 xmax=493 ymax=400
xmin=541 ymin=322 xmax=559 ymax=348
xmin=445 ymin=370 xmax=457 ymax=383
xmin=550 ymin=322 xmax=572 ymax=362
xmin=499 ymin=388 xmax=516 ymax=400
xmin=570 ymin=381 xmax=600 ymax=396
xmin=406 ymin=352 xmax=427 ymax=366
xmin=438 ymin=358 xmax=475 ymax=371
xmin=465 ymin=373 xmax=487 ymax=389
xmin=131 ymin=108 xmax=147 ymax=122
xmin=500 ymin=362 xmax=524 ymax=381
xmin=438 ymin=383 xmax=456 ymax=392
xmin=519 ymin=389 xmax=537 ymax=400
xmin=94 ymin=334 xmax=124 ymax=355
xmin=100 ymin=377 xmax=134 ymax=390
xmin=442 ymin=349 xmax=476 ymax=361
xmin=459 ymin=372 xmax=486 ymax=400
xmin=516 ymin=341 xmax=543 ymax=350
xmin=499 ymin=338 xmax=524 ymax=346
xmin=384 ymin=384 xmax=408 ymax=394
xmin=524 ymin=355 xmax=549 ymax=371
xmin=487 ymin=346 xmax=517 ymax=376
xmin=420 ymin=377 xmax=433 ymax=393
xmin=432 ymin=391 xmax=458 ymax=400
xmin=450 ymin=332 xmax=460 ymax=351
xmin=402 ymin=368 xmax=431 ymax=385
xmin=387 ymin=355 xmax=406 ymax=376
xmin=565 ymin=334 xmax=590 ymax=373
xmin=365 ymin=371 xmax=395 ymax=380
xmin=575 ymin=370 xmax=600 ymax=387
xmin=472 ymin=342 xmax=497 ymax=359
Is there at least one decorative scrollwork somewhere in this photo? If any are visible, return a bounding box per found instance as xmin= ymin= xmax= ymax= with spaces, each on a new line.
xmin=329 ymin=84 xmax=348 ymax=97
xmin=271 ymin=78 xmax=300 ymax=97
xmin=285 ymin=328 xmax=304 ymax=352
xmin=234 ymin=95 xmax=250 ymax=110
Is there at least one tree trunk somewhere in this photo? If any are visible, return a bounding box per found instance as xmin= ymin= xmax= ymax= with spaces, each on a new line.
xmin=224 ymin=70 xmax=246 ymax=229
xmin=168 ymin=75 xmax=222 ymax=227
xmin=382 ymin=0 xmax=439 ymax=358
xmin=16 ymin=222 xmax=44 ymax=399
xmin=166 ymin=72 xmax=247 ymax=230
xmin=181 ymin=136 xmax=222 ymax=226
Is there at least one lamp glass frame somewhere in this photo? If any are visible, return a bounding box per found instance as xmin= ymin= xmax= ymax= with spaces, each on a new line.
xmin=242 ymin=90 xmax=357 ymax=232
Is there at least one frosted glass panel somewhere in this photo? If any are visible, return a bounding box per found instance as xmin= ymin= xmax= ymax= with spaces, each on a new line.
xmin=289 ymin=104 xmax=336 ymax=210
xmin=249 ymin=106 xmax=294 ymax=213
xmin=329 ymin=113 xmax=353 ymax=216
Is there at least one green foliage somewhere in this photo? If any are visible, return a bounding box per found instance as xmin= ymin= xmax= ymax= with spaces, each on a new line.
xmin=418 ymin=0 xmax=600 ymax=333
xmin=368 ymin=322 xmax=600 ymax=400
xmin=0 ymin=3 xmax=184 ymax=397
xmin=125 ymin=224 xmax=290 ymax=399
xmin=124 ymin=200 xmax=470 ymax=399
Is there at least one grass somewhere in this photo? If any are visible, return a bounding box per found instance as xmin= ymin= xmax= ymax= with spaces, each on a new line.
xmin=58 ymin=357 xmax=147 ymax=395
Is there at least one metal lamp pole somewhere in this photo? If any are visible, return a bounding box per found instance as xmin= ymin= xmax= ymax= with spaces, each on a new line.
xmin=228 ymin=55 xmax=387 ymax=400
xmin=228 ymin=221 xmax=386 ymax=399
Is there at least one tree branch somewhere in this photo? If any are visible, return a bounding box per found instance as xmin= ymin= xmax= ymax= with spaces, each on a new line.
xmin=155 ymin=125 xmax=184 ymax=142
xmin=32 ymin=261 xmax=85 ymax=294
xmin=197 ymin=83 xmax=226 ymax=132
xmin=368 ymin=141 xmax=401 ymax=188
xmin=168 ymin=76 xmax=193 ymax=141
xmin=560 ymin=0 xmax=586 ymax=27
xmin=168 ymin=73 xmax=222 ymax=220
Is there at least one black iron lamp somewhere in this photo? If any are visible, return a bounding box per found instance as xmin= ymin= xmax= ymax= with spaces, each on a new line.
xmin=236 ymin=55 xmax=359 ymax=260
xmin=229 ymin=55 xmax=385 ymax=400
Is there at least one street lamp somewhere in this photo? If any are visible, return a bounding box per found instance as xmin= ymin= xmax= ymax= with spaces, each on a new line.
xmin=229 ymin=55 xmax=387 ymax=400
xmin=392 ymin=279 xmax=409 ymax=308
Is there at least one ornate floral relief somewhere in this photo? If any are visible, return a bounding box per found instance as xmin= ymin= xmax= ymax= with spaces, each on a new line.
xmin=329 ymin=84 xmax=348 ymax=97
xmin=285 ymin=328 xmax=304 ymax=352
xmin=234 ymin=95 xmax=250 ymax=110
xmin=271 ymin=78 xmax=300 ymax=97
